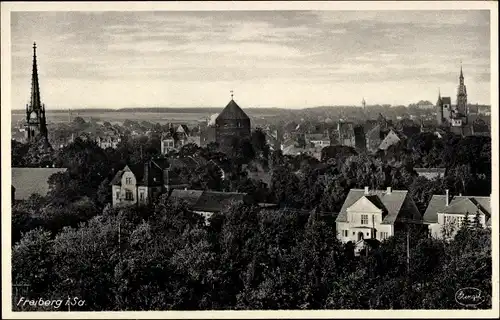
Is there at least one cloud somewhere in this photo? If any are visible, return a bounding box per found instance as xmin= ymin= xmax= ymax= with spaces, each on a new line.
xmin=10 ymin=10 xmax=491 ymax=108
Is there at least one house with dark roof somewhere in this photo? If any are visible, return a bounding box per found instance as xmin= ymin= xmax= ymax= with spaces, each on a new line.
xmin=414 ymin=167 xmax=446 ymax=180
xmin=378 ymin=129 xmax=405 ymax=151
xmin=215 ymin=96 xmax=251 ymax=153
xmin=12 ymin=167 xmax=68 ymax=201
xmin=111 ymin=158 xmax=190 ymax=207
xmin=365 ymin=124 xmax=393 ymax=153
xmin=423 ymin=190 xmax=491 ymax=239
xmin=169 ymin=189 xmax=254 ymax=222
xmin=160 ymin=125 xmax=200 ymax=154
xmin=336 ymin=187 xmax=422 ymax=255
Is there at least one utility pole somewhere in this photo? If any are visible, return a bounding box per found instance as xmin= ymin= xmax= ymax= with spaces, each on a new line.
xmin=118 ymin=218 xmax=121 ymax=262
xmin=406 ymin=227 xmax=410 ymax=275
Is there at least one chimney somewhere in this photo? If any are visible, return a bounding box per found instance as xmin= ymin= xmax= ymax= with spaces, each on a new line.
xmin=386 ymin=186 xmax=392 ymax=194
xmin=445 ymin=189 xmax=449 ymax=206
xmin=364 ymin=186 xmax=369 ymax=195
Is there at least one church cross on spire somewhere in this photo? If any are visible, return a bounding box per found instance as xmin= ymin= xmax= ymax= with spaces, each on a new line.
xmin=230 ymin=90 xmax=234 ymax=100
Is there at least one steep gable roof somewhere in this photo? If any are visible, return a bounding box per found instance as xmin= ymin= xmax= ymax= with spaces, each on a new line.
xmin=112 ymin=159 xmax=169 ymax=186
xmin=12 ymin=167 xmax=68 ymax=200
xmin=336 ymin=189 xmax=410 ymax=224
xmin=378 ymin=129 xmax=402 ymax=150
xmin=216 ymin=99 xmax=250 ymax=121
xmin=423 ymin=195 xmax=491 ymax=224
xmin=176 ymin=124 xmax=190 ymax=135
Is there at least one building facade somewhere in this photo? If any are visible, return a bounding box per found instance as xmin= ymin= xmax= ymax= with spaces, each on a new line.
xmin=111 ymin=159 xmax=192 ymax=207
xmin=423 ymin=191 xmax=491 ymax=239
xmin=336 ymin=187 xmax=422 ymax=254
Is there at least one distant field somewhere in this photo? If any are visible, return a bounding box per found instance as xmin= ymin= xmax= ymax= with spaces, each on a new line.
xmin=11 ymin=108 xmax=282 ymax=126
xmin=11 ymin=111 xmax=216 ymax=127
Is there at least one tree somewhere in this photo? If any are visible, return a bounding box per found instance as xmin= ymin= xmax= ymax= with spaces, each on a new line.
xmin=11 ymin=139 xmax=30 ymax=167
xmin=320 ymin=145 xmax=357 ymax=163
xmin=251 ymin=128 xmax=269 ymax=159
xmin=178 ymin=143 xmax=201 ymax=158
xmin=73 ymin=116 xmax=86 ymax=126
xmin=12 ymin=228 xmax=55 ymax=297
xmin=97 ymin=178 xmax=112 ymax=207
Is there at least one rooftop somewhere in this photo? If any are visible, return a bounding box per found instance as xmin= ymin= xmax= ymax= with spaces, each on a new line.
xmin=12 ymin=167 xmax=68 ymax=200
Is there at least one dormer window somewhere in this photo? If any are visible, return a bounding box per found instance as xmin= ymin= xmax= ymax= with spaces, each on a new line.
xmin=125 ymin=177 xmax=132 ymax=184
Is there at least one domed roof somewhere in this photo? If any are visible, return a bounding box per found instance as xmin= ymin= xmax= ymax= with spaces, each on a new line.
xmin=216 ymin=99 xmax=249 ymax=121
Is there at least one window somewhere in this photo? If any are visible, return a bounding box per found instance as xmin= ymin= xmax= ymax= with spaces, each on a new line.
xmin=361 ymin=214 xmax=369 ymax=225
xmin=352 ymin=232 xmax=355 ymax=236
xmin=125 ymin=190 xmax=133 ymax=200
xmin=125 ymin=177 xmax=132 ymax=185
xmin=342 ymin=230 xmax=348 ymax=237
xmin=115 ymin=191 xmax=120 ymax=200
xmin=380 ymin=232 xmax=389 ymax=240
xmin=140 ymin=192 xmax=144 ymax=201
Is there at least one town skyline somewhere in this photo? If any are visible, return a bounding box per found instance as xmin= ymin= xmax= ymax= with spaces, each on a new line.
xmin=11 ymin=10 xmax=491 ymax=109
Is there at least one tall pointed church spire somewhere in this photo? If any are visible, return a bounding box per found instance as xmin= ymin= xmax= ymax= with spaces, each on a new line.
xmin=30 ymin=42 xmax=41 ymax=110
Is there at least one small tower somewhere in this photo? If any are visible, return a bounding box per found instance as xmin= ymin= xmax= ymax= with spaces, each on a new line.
xmin=362 ymin=98 xmax=366 ymax=109
xmin=24 ymin=42 xmax=49 ymax=142
xmin=456 ymin=62 xmax=468 ymax=123
xmin=436 ymin=88 xmax=443 ymax=125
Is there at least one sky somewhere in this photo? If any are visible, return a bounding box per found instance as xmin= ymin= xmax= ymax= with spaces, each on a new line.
xmin=10 ymin=10 xmax=491 ymax=109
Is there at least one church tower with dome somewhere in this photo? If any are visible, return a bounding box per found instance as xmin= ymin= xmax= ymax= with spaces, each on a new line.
xmin=24 ymin=42 xmax=49 ymax=143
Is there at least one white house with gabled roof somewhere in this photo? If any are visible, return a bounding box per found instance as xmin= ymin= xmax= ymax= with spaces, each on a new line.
xmin=423 ymin=190 xmax=491 ymax=239
xmin=336 ymin=186 xmax=422 ymax=254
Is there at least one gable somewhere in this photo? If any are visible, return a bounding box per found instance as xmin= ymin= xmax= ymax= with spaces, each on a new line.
xmin=347 ymin=196 xmax=383 ymax=213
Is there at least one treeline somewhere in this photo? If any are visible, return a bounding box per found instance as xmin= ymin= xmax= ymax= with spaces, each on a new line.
xmin=13 ymin=199 xmax=491 ymax=310
xmin=11 ymin=129 xmax=491 ymax=241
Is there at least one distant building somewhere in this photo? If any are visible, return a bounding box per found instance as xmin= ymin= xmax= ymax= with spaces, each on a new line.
xmin=378 ymin=129 xmax=404 ymax=151
xmin=436 ymin=65 xmax=470 ymax=131
xmin=12 ymin=167 xmax=67 ymax=201
xmin=161 ymin=132 xmax=176 ymax=154
xmin=282 ymin=144 xmax=322 ymax=161
xmin=96 ymin=135 xmax=121 ymax=149
xmin=214 ymin=93 xmax=251 ymax=153
xmin=353 ymin=125 xmax=366 ymax=151
xmin=160 ymin=125 xmax=200 ymax=154
xmin=200 ymin=126 xmax=217 ymax=147
xmin=336 ymin=122 xmax=356 ymax=147
xmin=24 ymin=43 xmax=49 ymax=144
xmin=414 ymin=168 xmax=446 ymax=180
xmin=305 ymin=133 xmax=331 ymax=148
xmin=168 ymin=189 xmax=254 ymax=222
xmin=110 ymin=158 xmax=190 ymax=207
xmin=335 ymin=187 xmax=422 ymax=255
xmin=424 ymin=191 xmax=491 ymax=239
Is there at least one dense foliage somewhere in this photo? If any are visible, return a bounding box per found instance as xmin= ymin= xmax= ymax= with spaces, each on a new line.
xmin=11 ymin=127 xmax=492 ymax=310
